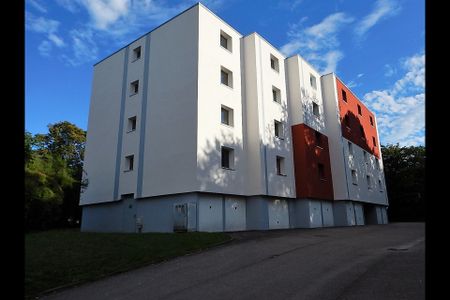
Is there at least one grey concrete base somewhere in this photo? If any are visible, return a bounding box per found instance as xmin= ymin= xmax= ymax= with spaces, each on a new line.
xmin=289 ymin=199 xmax=335 ymax=228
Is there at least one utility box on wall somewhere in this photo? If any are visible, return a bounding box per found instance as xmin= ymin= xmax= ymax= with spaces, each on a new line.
xmin=173 ymin=203 xmax=197 ymax=232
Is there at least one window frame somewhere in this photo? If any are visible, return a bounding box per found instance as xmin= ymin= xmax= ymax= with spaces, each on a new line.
xmin=342 ymin=90 xmax=347 ymax=102
xmin=274 ymin=120 xmax=284 ymax=139
xmin=220 ymin=30 xmax=232 ymax=52
xmin=221 ymin=146 xmax=234 ymax=170
xmin=312 ymin=101 xmax=320 ymax=117
xmin=310 ymin=74 xmax=317 ymax=90
xmin=220 ymin=66 xmax=233 ymax=88
xmin=130 ymin=80 xmax=139 ymax=96
xmin=125 ymin=155 xmax=134 ymax=172
xmin=132 ymin=46 xmax=141 ymax=62
xmin=276 ymin=156 xmax=286 ymax=176
xmin=127 ymin=116 xmax=137 ymax=132
xmin=270 ymin=54 xmax=279 ymax=72
xmin=221 ymin=105 xmax=234 ymax=127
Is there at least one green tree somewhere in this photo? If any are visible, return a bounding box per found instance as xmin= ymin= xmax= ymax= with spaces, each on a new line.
xmin=381 ymin=144 xmax=425 ymax=221
xmin=25 ymin=122 xmax=87 ymax=230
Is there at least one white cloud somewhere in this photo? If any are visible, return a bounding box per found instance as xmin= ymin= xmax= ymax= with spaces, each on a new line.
xmin=280 ymin=12 xmax=353 ymax=73
xmin=26 ymin=12 xmax=59 ymax=34
xmin=80 ymin=0 xmax=130 ymax=30
xmin=62 ymin=28 xmax=99 ymax=66
xmin=357 ymin=73 xmax=364 ymax=78
xmin=48 ymin=34 xmax=66 ymax=47
xmin=56 ymin=0 xmax=81 ymax=13
xmin=355 ymin=0 xmax=401 ymax=38
xmin=384 ymin=64 xmax=396 ymax=77
xmin=364 ymin=52 xmax=425 ymax=146
xmin=38 ymin=40 xmax=52 ymax=56
xmin=28 ymin=0 xmax=47 ymax=13
xmin=347 ymin=81 xmax=357 ymax=88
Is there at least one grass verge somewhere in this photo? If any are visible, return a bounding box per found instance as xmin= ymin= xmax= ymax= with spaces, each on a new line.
xmin=25 ymin=229 xmax=231 ymax=299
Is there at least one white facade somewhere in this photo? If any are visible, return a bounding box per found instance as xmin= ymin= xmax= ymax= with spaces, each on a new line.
xmin=80 ymin=3 xmax=388 ymax=233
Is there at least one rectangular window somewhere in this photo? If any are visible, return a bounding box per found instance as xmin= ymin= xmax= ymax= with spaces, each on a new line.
xmin=363 ymin=151 xmax=368 ymax=164
xmin=318 ymin=163 xmax=325 ymax=180
xmin=367 ymin=175 xmax=372 ymax=190
xmin=342 ymin=90 xmax=347 ymax=102
xmin=310 ymin=74 xmax=317 ymax=90
xmin=125 ymin=155 xmax=134 ymax=171
xmin=370 ymin=116 xmax=374 ymax=126
xmin=378 ymin=179 xmax=383 ymax=191
xmin=348 ymin=141 xmax=353 ymax=155
xmin=270 ymin=54 xmax=279 ymax=72
xmin=132 ymin=46 xmax=141 ymax=61
xmin=357 ymin=104 xmax=362 ymax=115
xmin=344 ymin=114 xmax=350 ymax=127
xmin=315 ymin=131 xmax=322 ymax=148
xmin=351 ymin=170 xmax=357 ymax=185
xmin=221 ymin=147 xmax=234 ymax=169
xmin=220 ymin=30 xmax=232 ymax=51
xmin=312 ymin=102 xmax=320 ymax=117
xmin=272 ymin=86 xmax=281 ymax=103
xmin=127 ymin=116 xmax=137 ymax=132
xmin=220 ymin=67 xmax=233 ymax=87
xmin=274 ymin=120 xmax=283 ymax=138
xmin=372 ymin=136 xmax=377 ymax=146
xmin=130 ymin=80 xmax=139 ymax=95
xmin=360 ymin=125 xmax=365 ymax=139
xmin=221 ymin=105 xmax=233 ymax=126
xmin=276 ymin=156 xmax=286 ymax=175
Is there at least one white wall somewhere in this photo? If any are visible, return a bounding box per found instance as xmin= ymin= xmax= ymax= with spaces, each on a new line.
xmin=321 ymin=201 xmax=334 ymax=227
xmin=286 ymin=55 xmax=326 ymax=133
xmin=224 ymin=196 xmax=246 ymax=231
xmin=198 ymin=194 xmax=223 ymax=232
xmin=241 ymin=33 xmax=295 ymax=198
xmin=81 ymin=50 xmax=125 ymax=205
xmin=140 ymin=6 xmax=199 ymax=197
xmin=196 ymin=5 xmax=246 ymax=195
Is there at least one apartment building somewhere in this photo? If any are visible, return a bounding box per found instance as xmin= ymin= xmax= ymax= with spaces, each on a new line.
xmin=80 ymin=3 xmax=388 ymax=233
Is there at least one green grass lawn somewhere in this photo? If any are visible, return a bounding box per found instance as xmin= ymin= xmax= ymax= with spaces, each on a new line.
xmin=25 ymin=229 xmax=231 ymax=299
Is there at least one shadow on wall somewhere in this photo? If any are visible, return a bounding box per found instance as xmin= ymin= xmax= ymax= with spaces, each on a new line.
xmin=300 ymin=90 xmax=326 ymax=133
xmin=341 ymin=110 xmax=377 ymax=157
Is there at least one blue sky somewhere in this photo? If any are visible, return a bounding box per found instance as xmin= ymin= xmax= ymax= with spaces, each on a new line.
xmin=25 ymin=0 xmax=424 ymax=146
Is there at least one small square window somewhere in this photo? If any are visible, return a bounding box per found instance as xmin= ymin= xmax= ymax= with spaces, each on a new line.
xmin=318 ymin=163 xmax=325 ymax=180
xmin=342 ymin=90 xmax=347 ymax=102
xmin=312 ymin=102 xmax=320 ymax=117
xmin=310 ymin=74 xmax=317 ymax=90
xmin=344 ymin=114 xmax=350 ymax=127
xmin=372 ymin=136 xmax=377 ymax=147
xmin=276 ymin=156 xmax=286 ymax=176
xmin=221 ymin=147 xmax=234 ymax=169
xmin=220 ymin=30 xmax=232 ymax=51
xmin=366 ymin=175 xmax=372 ymax=190
xmin=220 ymin=67 xmax=233 ymax=87
xmin=370 ymin=116 xmax=374 ymax=126
xmin=128 ymin=116 xmax=137 ymax=132
xmin=221 ymin=105 xmax=233 ymax=126
xmin=351 ymin=170 xmax=357 ymax=185
xmin=270 ymin=54 xmax=279 ymax=72
xmin=125 ymin=155 xmax=134 ymax=171
xmin=132 ymin=46 xmax=141 ymax=61
xmin=130 ymin=80 xmax=139 ymax=95
xmin=274 ymin=120 xmax=283 ymax=138
xmin=272 ymin=86 xmax=281 ymax=103
xmin=315 ymin=131 xmax=322 ymax=148
xmin=348 ymin=141 xmax=353 ymax=155
xmin=357 ymin=104 xmax=362 ymax=115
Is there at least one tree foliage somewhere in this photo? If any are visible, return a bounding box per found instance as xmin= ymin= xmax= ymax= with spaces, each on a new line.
xmin=381 ymin=144 xmax=425 ymax=221
xmin=25 ymin=122 xmax=86 ymax=231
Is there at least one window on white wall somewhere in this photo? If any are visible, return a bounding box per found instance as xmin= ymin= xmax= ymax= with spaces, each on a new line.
xmin=378 ymin=179 xmax=383 ymax=191
xmin=127 ymin=116 xmax=137 ymax=132
xmin=221 ymin=105 xmax=233 ymax=126
xmin=351 ymin=170 xmax=357 ymax=185
xmin=125 ymin=155 xmax=134 ymax=171
xmin=220 ymin=67 xmax=233 ymax=87
xmin=312 ymin=102 xmax=320 ymax=117
xmin=130 ymin=80 xmax=139 ymax=95
xmin=310 ymin=74 xmax=317 ymax=90
xmin=348 ymin=141 xmax=353 ymax=156
xmin=366 ymin=175 xmax=372 ymax=190
xmin=220 ymin=30 xmax=232 ymax=51
xmin=274 ymin=120 xmax=283 ymax=138
xmin=132 ymin=46 xmax=141 ymax=61
xmin=221 ymin=147 xmax=234 ymax=169
xmin=272 ymin=86 xmax=281 ymax=103
xmin=276 ymin=156 xmax=286 ymax=176
xmin=270 ymin=54 xmax=279 ymax=72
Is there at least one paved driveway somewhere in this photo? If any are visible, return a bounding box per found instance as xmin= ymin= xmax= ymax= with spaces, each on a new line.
xmin=42 ymin=223 xmax=425 ymax=300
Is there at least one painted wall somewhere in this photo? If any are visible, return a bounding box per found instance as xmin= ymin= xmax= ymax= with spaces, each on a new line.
xmin=196 ymin=5 xmax=246 ymax=195
xmin=333 ymin=201 xmax=356 ymax=226
xmin=268 ymin=199 xmax=290 ymax=229
xmin=321 ymin=201 xmax=334 ymax=227
xmin=336 ymin=78 xmax=380 ymax=158
xmin=353 ymin=203 xmax=365 ymax=225
xmin=80 ymin=50 xmax=125 ymax=205
xmin=224 ymin=196 xmax=246 ymax=231
xmin=241 ymin=33 xmax=295 ymax=198
xmin=246 ymin=196 xmax=269 ymax=230
xmin=291 ymin=124 xmax=334 ymax=200
xmin=140 ymin=5 xmax=199 ymax=197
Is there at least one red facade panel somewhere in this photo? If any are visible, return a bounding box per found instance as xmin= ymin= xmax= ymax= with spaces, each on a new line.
xmin=291 ymin=124 xmax=334 ymax=200
xmin=336 ymin=78 xmax=380 ymax=158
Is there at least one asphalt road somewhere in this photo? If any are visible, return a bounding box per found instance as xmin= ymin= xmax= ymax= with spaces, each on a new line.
xmin=42 ymin=222 xmax=425 ymax=300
